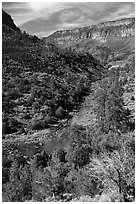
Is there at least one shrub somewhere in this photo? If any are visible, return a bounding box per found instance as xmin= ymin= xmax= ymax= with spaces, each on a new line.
xmin=31 ymin=164 xmax=66 ymax=201
xmin=65 ymin=165 xmax=103 ymax=198
xmin=66 ymin=125 xmax=91 ymax=169
xmin=55 ymin=106 xmax=66 ymax=119
xmin=131 ymin=95 xmax=135 ymax=101
xmin=31 ymin=119 xmax=43 ymax=130
xmin=2 ymin=121 xmax=10 ymax=135
xmin=2 ymin=161 xmax=32 ymax=202
xmin=2 ymin=117 xmax=20 ymax=134
xmin=23 ymin=113 xmax=32 ymax=120
xmin=34 ymin=151 xmax=50 ymax=169
xmin=7 ymin=88 xmax=21 ymax=100
xmin=43 ymin=114 xmax=52 ymax=125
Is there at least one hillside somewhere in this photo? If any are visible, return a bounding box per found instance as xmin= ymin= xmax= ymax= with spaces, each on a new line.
xmin=2 ymin=10 xmax=105 ymax=138
xmin=44 ymin=18 xmax=135 ymax=65
xmin=2 ymin=10 xmax=135 ymax=202
xmin=44 ymin=17 xmax=135 ymax=129
xmin=43 ymin=17 xmax=135 ymax=129
xmin=44 ymin=18 xmax=134 ymax=46
xmin=2 ymin=9 xmax=20 ymax=32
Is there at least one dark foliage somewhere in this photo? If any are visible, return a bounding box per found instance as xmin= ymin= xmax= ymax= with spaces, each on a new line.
xmin=94 ymin=69 xmax=132 ymax=134
xmin=2 ymin=27 xmax=104 ymax=134
xmin=2 ymin=12 xmax=135 ymax=202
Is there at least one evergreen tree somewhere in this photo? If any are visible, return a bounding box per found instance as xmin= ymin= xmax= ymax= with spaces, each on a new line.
xmin=94 ymin=79 xmax=108 ymax=133
xmin=95 ymin=69 xmax=130 ymax=134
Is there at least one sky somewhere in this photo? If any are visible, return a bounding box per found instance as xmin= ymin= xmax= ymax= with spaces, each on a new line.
xmin=2 ymin=2 xmax=135 ymax=38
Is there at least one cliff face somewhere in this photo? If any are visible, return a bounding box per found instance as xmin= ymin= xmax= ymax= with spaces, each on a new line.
xmin=44 ymin=18 xmax=135 ymax=47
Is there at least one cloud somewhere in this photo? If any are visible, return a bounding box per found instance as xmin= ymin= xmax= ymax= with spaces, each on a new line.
xmin=2 ymin=2 xmax=35 ymax=25
xmin=2 ymin=2 xmax=135 ymax=37
xmin=59 ymin=8 xmax=81 ymax=23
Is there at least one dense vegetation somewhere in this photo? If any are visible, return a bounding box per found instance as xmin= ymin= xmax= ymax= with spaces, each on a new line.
xmin=2 ymin=11 xmax=135 ymax=202
xmin=2 ymin=28 xmax=105 ymax=135
xmin=3 ymin=64 xmax=135 ymax=201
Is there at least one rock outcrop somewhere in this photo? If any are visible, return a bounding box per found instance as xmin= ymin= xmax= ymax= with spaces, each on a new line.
xmin=44 ymin=18 xmax=135 ymax=47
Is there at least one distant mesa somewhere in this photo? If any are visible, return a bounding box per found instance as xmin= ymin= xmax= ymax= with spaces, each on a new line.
xmin=43 ymin=18 xmax=135 ymax=48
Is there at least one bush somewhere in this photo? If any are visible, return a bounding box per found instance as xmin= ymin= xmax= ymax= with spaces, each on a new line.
xmin=131 ymin=96 xmax=135 ymax=101
xmin=55 ymin=106 xmax=66 ymax=119
xmin=23 ymin=113 xmax=32 ymax=120
xmin=31 ymin=164 xmax=66 ymax=201
xmin=2 ymin=117 xmax=20 ymax=134
xmin=2 ymin=121 xmax=10 ymax=134
xmin=31 ymin=119 xmax=43 ymax=130
xmin=65 ymin=165 xmax=103 ymax=198
xmin=43 ymin=114 xmax=52 ymax=125
xmin=2 ymin=161 xmax=32 ymax=202
xmin=7 ymin=88 xmax=21 ymax=100
xmin=66 ymin=125 xmax=91 ymax=169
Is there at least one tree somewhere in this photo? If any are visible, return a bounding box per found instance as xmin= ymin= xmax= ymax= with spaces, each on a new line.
xmin=87 ymin=135 xmax=135 ymax=202
xmin=30 ymin=162 xmax=68 ymax=201
xmin=94 ymin=79 xmax=108 ymax=133
xmin=43 ymin=114 xmax=52 ymax=126
xmin=31 ymin=118 xmax=43 ymax=130
xmin=94 ymin=69 xmax=130 ymax=134
xmin=66 ymin=125 xmax=91 ymax=169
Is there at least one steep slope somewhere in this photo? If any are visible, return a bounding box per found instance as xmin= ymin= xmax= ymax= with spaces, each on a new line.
xmin=2 ymin=9 xmax=20 ymax=32
xmin=63 ymin=19 xmax=135 ymax=128
xmin=2 ymin=10 xmax=134 ymax=139
xmin=2 ymin=11 xmax=135 ymax=202
xmin=2 ymin=10 xmax=39 ymax=44
xmin=71 ymin=66 xmax=135 ymax=128
xmin=2 ymin=10 xmax=105 ymax=138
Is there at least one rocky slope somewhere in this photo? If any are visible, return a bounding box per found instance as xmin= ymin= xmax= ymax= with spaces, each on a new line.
xmin=2 ymin=9 xmax=20 ymax=32
xmin=63 ymin=19 xmax=135 ymax=128
xmin=2 ymin=10 xmax=135 ymax=202
xmin=44 ymin=18 xmax=135 ymax=64
xmin=2 ymin=10 xmax=105 ymax=140
xmin=2 ymin=10 xmax=135 ymax=139
xmin=44 ymin=18 xmax=134 ymax=47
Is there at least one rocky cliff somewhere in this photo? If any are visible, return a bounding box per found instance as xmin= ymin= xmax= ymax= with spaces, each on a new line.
xmin=44 ymin=18 xmax=135 ymax=48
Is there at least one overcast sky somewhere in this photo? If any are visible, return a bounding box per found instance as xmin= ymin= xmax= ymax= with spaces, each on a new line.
xmin=2 ymin=2 xmax=135 ymax=38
